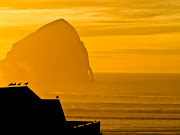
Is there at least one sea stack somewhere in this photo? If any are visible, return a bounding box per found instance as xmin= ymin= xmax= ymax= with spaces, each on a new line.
xmin=0 ymin=19 xmax=93 ymax=94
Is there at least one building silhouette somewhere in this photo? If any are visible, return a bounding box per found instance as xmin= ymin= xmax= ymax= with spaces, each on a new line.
xmin=0 ymin=86 xmax=102 ymax=135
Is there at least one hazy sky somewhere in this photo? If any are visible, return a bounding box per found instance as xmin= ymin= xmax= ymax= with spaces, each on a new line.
xmin=0 ymin=0 xmax=180 ymax=73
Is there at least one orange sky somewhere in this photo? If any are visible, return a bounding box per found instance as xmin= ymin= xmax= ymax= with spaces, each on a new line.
xmin=0 ymin=0 xmax=180 ymax=73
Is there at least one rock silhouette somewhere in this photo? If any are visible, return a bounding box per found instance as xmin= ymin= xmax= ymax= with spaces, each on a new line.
xmin=0 ymin=19 xmax=93 ymax=94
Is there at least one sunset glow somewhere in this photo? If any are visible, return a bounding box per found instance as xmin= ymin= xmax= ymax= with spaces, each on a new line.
xmin=0 ymin=0 xmax=180 ymax=73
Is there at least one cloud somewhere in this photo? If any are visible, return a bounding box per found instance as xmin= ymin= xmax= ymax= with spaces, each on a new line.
xmin=90 ymin=49 xmax=180 ymax=55
xmin=0 ymin=0 xmax=118 ymax=9
xmin=0 ymin=0 xmax=179 ymax=10
xmin=95 ymin=21 xmax=142 ymax=24
xmin=0 ymin=0 xmax=180 ymax=37
xmin=77 ymin=24 xmax=180 ymax=37
xmin=0 ymin=0 xmax=180 ymax=39
xmin=1 ymin=23 xmax=180 ymax=39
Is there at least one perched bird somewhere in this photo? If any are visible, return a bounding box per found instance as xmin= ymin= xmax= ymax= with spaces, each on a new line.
xmin=17 ymin=82 xmax=21 ymax=86
xmin=24 ymin=82 xmax=28 ymax=86
xmin=56 ymin=96 xmax=59 ymax=99
xmin=13 ymin=82 xmax=16 ymax=86
xmin=8 ymin=83 xmax=13 ymax=86
xmin=9 ymin=82 xmax=16 ymax=87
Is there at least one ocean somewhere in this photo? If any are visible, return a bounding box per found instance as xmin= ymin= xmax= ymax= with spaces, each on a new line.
xmin=51 ymin=73 xmax=180 ymax=134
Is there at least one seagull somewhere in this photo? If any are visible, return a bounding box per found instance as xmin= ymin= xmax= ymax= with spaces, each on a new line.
xmin=8 ymin=83 xmax=13 ymax=86
xmin=24 ymin=82 xmax=28 ymax=86
xmin=17 ymin=82 xmax=21 ymax=86
xmin=10 ymin=82 xmax=16 ymax=87
xmin=13 ymin=82 xmax=16 ymax=86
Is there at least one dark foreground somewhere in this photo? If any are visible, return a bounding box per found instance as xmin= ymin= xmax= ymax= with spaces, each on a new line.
xmin=0 ymin=86 xmax=102 ymax=135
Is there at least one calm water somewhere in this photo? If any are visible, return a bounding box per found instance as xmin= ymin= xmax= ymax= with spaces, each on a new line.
xmin=52 ymin=73 xmax=180 ymax=134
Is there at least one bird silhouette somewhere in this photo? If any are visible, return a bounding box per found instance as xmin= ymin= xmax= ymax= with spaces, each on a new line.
xmin=24 ymin=82 xmax=28 ymax=86
xmin=8 ymin=83 xmax=13 ymax=86
xmin=9 ymin=82 xmax=16 ymax=87
xmin=56 ymin=96 xmax=59 ymax=99
xmin=17 ymin=82 xmax=21 ymax=86
xmin=13 ymin=82 xmax=16 ymax=86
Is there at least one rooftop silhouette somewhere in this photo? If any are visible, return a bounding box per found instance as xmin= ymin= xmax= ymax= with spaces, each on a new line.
xmin=0 ymin=86 xmax=102 ymax=135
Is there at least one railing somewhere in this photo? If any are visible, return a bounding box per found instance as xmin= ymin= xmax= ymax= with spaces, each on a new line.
xmin=65 ymin=121 xmax=102 ymax=135
xmin=73 ymin=121 xmax=99 ymax=128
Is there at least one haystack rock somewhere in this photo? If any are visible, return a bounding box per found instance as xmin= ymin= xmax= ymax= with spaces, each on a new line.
xmin=0 ymin=19 xmax=94 ymax=95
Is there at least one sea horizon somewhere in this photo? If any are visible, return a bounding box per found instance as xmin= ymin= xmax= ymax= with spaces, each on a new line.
xmin=40 ymin=73 xmax=180 ymax=135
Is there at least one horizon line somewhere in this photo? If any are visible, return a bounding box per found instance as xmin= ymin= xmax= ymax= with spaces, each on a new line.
xmin=93 ymin=72 xmax=180 ymax=74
